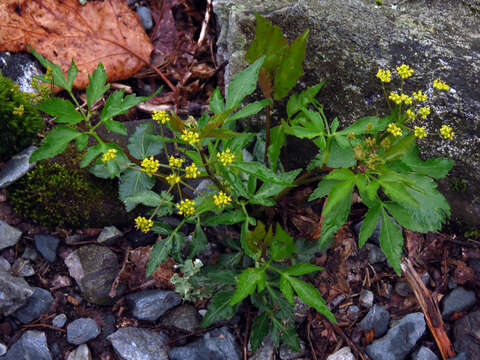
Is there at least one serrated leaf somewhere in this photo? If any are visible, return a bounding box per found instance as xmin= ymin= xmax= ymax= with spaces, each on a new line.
xmin=29 ymin=46 xmax=70 ymax=90
xmin=201 ymin=290 xmax=239 ymax=328
xmin=90 ymin=146 xmax=129 ymax=179
xmin=379 ymin=207 xmax=403 ymax=275
xmin=308 ymin=179 xmax=338 ymax=201
xmin=384 ymin=135 xmax=416 ymax=162
xmin=384 ymin=201 xmax=424 ymax=232
xmin=281 ymin=326 xmax=301 ymax=352
xmin=226 ymin=56 xmax=265 ymax=110
xmin=75 ymin=133 xmax=89 ymax=151
xmin=80 ymin=143 xmax=104 ymax=167
xmin=66 ymin=59 xmax=78 ymax=92
xmin=104 ymin=119 xmax=127 ymax=135
xmin=30 ymin=126 xmax=81 ymax=162
xmin=268 ymin=124 xmax=286 ymax=173
xmin=101 ymin=90 xmax=149 ymax=122
xmin=146 ymin=236 xmax=173 ymax=277
xmin=379 ymin=180 xmax=419 ymax=207
xmin=274 ymin=29 xmax=309 ymax=100
xmin=250 ymin=312 xmax=270 ymax=352
xmin=231 ymin=162 xmax=292 ymax=185
xmin=189 ymin=221 xmax=208 ymax=258
xmin=255 ymin=169 xmax=301 ymax=199
xmin=122 ymin=190 xmax=163 ymax=212
xmin=118 ymin=168 xmax=155 ymax=200
xmin=227 ymin=99 xmax=273 ymax=123
xmin=204 ymin=210 xmax=246 ymax=225
xmin=271 ymin=223 xmax=296 ymax=261
xmin=326 ymin=138 xmax=356 ymax=168
xmin=87 ymin=63 xmax=110 ymax=109
xmin=337 ymin=115 xmax=391 ymax=136
xmin=37 ymin=98 xmax=84 ymax=125
xmin=287 ymin=276 xmax=335 ymax=323
xmin=283 ymin=263 xmax=323 ymax=276
xmin=280 ymin=276 xmax=294 ymax=304
xmin=209 ymin=88 xmax=225 ymax=114
xmin=127 ymin=122 xmax=163 ymax=159
xmin=287 ymin=81 xmax=325 ymax=118
xmin=230 ymin=268 xmax=266 ymax=305
xmin=359 ymin=203 xmax=381 ymax=248
xmin=399 ymin=145 xmax=453 ymax=179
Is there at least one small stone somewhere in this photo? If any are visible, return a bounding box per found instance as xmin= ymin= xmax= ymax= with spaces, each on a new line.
xmin=0 ymin=53 xmax=42 ymax=93
xmin=250 ymin=337 xmax=274 ymax=360
xmin=52 ymin=314 xmax=67 ymax=328
xmin=0 ymin=256 xmax=11 ymax=272
xmin=412 ymin=346 xmax=439 ymax=360
xmin=67 ymin=318 xmax=100 ymax=345
xmin=293 ymin=296 xmax=310 ymax=323
xmin=97 ymin=226 xmax=123 ymax=244
xmin=195 ymin=179 xmax=214 ymax=194
xmin=67 ymin=344 xmax=92 ymax=360
xmin=0 ymin=342 xmax=7 ymax=356
xmin=448 ymin=278 xmax=458 ymax=290
xmin=442 ymin=287 xmax=476 ymax=317
xmin=11 ymin=258 xmax=35 ymax=277
xmin=34 ymin=234 xmax=60 ymax=263
xmin=160 ymin=304 xmax=201 ymax=332
xmin=359 ymin=304 xmax=390 ymax=338
xmin=327 ymin=347 xmax=355 ymax=360
xmin=1 ymin=330 xmax=52 ymax=359
xmin=359 ymin=289 xmax=374 ymax=308
xmin=366 ymin=312 xmax=426 ymax=360
xmin=279 ymin=342 xmax=305 ymax=359
xmin=0 ymin=146 xmax=37 ymax=189
xmin=168 ymin=327 xmax=241 ymax=360
xmin=136 ymin=6 xmax=153 ymax=31
xmin=108 ymin=327 xmax=169 ymax=360
xmin=0 ymin=221 xmax=22 ymax=250
xmin=394 ymin=282 xmax=412 ymax=297
xmin=126 ymin=289 xmax=182 ymax=322
xmin=198 ymin=309 xmax=207 ymax=317
xmin=365 ymin=244 xmax=386 ymax=264
xmin=22 ymin=247 xmax=38 ymax=261
xmin=454 ymin=310 xmax=480 ymax=359
xmin=13 ymin=287 xmax=53 ymax=324
xmin=348 ymin=305 xmax=360 ymax=314
xmin=0 ymin=269 xmax=34 ymax=315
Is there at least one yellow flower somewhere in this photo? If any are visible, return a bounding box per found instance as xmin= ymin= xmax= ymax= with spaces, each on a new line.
xmin=135 ymin=216 xmax=153 ymax=233
xmin=396 ymin=64 xmax=413 ymax=79
xmin=12 ymin=105 xmax=24 ymax=116
xmin=376 ymin=68 xmax=391 ymax=83
xmin=433 ymin=79 xmax=450 ymax=91
xmin=387 ymin=123 xmax=403 ymax=137
xmin=365 ymin=137 xmax=376 ymax=148
xmin=213 ymin=191 xmax=232 ymax=207
xmin=141 ymin=156 xmax=160 ymax=177
xmin=400 ymin=94 xmax=412 ymax=105
xmin=217 ymin=148 xmax=235 ymax=166
xmin=169 ymin=156 xmax=184 ymax=168
xmin=176 ymin=199 xmax=195 ymax=217
xmin=440 ymin=124 xmax=454 ymax=140
xmin=406 ymin=109 xmax=415 ymax=121
xmin=414 ymin=126 xmax=427 ymax=139
xmin=102 ymin=149 xmax=118 ymax=162
xmin=413 ymin=90 xmax=427 ymax=102
xmin=389 ymin=92 xmax=402 ymax=105
xmin=166 ymin=173 xmax=181 ymax=185
xmin=152 ymin=110 xmax=170 ymax=124
xmin=181 ymin=130 xmax=200 ymax=145
xmin=185 ymin=163 xmax=200 ymax=179
xmin=418 ymin=106 xmax=431 ymax=119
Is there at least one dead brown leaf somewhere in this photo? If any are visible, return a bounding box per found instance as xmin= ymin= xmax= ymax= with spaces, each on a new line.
xmin=0 ymin=0 xmax=153 ymax=88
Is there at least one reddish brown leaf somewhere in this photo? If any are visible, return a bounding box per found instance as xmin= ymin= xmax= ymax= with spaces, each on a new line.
xmin=0 ymin=0 xmax=153 ymax=89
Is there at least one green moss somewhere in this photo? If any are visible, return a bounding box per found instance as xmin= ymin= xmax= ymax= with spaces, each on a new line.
xmin=0 ymin=74 xmax=44 ymax=160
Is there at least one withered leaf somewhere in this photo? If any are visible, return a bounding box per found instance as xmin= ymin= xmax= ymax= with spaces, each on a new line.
xmin=0 ymin=0 xmax=153 ymax=89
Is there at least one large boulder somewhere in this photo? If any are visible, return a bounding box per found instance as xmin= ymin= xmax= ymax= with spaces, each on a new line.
xmin=213 ymin=0 xmax=480 ymax=225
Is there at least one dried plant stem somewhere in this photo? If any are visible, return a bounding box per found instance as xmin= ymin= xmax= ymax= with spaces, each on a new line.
xmin=197 ymin=0 xmax=212 ymax=47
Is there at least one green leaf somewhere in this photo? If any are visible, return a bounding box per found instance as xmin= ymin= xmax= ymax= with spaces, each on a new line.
xmin=250 ymin=312 xmax=270 ymax=352
xmin=280 ymin=276 xmax=294 ymax=304
xmin=230 ymin=268 xmax=267 ymax=305
xmin=30 ymin=126 xmax=81 ymax=162
xmin=255 ymin=169 xmax=301 ymax=199
xmin=75 ymin=133 xmax=89 ymax=151
xmin=202 ymin=290 xmax=240 ymax=328
xmin=122 ymin=190 xmax=163 ymax=212
xmin=104 ymin=119 xmax=127 ymax=135
xmin=29 ymin=46 xmax=70 ymax=91
xmin=87 ymin=63 xmax=110 ymax=109
xmin=266 ymin=286 xmax=295 ymax=321
xmin=66 ymin=60 xmax=78 ymax=92
xmin=201 ymin=269 xmax=239 ymax=285
xmin=80 ymin=143 xmax=104 ymax=167
xmin=89 ymin=145 xmax=129 ymax=178
xmin=220 ymin=167 xmax=249 ymax=199
xmin=37 ymin=98 xmax=84 ymax=125
xmin=189 ymin=221 xmax=208 ymax=258
xmin=204 ymin=210 xmax=246 ymax=225
xmin=281 ymin=326 xmax=301 ymax=352
xmin=273 ymin=29 xmax=309 ymax=100
xmin=308 ymin=179 xmax=338 ymax=201
xmin=271 ymin=223 xmax=296 ymax=260
xmin=326 ymin=137 xmax=356 ymax=168
xmin=118 ymin=168 xmax=155 ymax=200
xmin=379 ymin=180 xmax=419 ymax=207
xmin=287 ymin=81 xmax=325 ymax=118
xmin=127 ymin=122 xmax=163 ymax=159
xmin=379 ymin=207 xmax=403 ymax=275
xmin=283 ymin=263 xmax=323 ymax=276
xmin=359 ymin=203 xmax=381 ymax=248
xmin=337 ymin=115 xmax=391 ymax=136
xmin=325 ymin=168 xmax=355 ymax=181
xmin=240 ymin=221 xmax=259 ymax=259
xmin=268 ymin=124 xmax=286 ymax=173
xmin=225 ymin=56 xmax=265 ymax=110
xmin=384 ymin=135 xmax=416 ymax=162
xmin=101 ymin=90 xmax=149 ymax=122
xmin=384 ymin=201 xmax=424 ymax=232
xmin=367 ymin=180 xmax=380 ymax=201
xmin=287 ymin=276 xmax=336 ymax=323
xmin=146 ymin=236 xmax=173 ymax=277
xmin=323 ymin=179 xmax=355 ymax=216
xmin=209 ymin=88 xmax=225 ymax=114
xmin=399 ymin=145 xmax=453 ymax=179
xmin=227 ymin=99 xmax=273 ymax=123
xmin=231 ymin=162 xmax=293 ymax=185
xmin=246 ymin=12 xmax=288 ymax=73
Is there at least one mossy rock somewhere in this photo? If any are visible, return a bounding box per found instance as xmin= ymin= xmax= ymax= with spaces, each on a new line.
xmin=0 ymin=74 xmax=44 ymax=161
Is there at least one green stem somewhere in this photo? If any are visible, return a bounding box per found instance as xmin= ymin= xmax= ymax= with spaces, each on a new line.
xmin=264 ymin=104 xmax=272 ymax=166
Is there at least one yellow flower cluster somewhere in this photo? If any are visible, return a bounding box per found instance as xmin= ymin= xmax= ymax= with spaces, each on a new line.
xmin=414 ymin=126 xmax=427 ymax=139
xmin=141 ymin=156 xmax=160 ymax=176
xmin=102 ymin=149 xmax=117 ymax=162
xmin=412 ymin=90 xmax=427 ymax=102
xmin=169 ymin=156 xmax=184 ymax=168
xmin=185 ymin=163 xmax=200 ymax=179
xmin=400 ymin=94 xmax=412 ymax=105
xmin=418 ymin=106 xmax=431 ymax=119
xmin=135 ymin=216 xmax=153 ymax=233
xmin=440 ymin=124 xmax=454 ymax=140
xmin=166 ymin=173 xmax=181 ymax=185
xmin=213 ymin=191 xmax=232 ymax=207
xmin=376 ymin=68 xmax=391 ymax=83
xmin=387 ymin=123 xmax=402 ymax=137
xmin=152 ymin=110 xmax=170 ymax=124
xmin=389 ymin=92 xmax=402 ymax=105
xmin=176 ymin=199 xmax=195 ymax=216
xmin=433 ymin=79 xmax=450 ymax=91
xmin=396 ymin=64 xmax=413 ymax=79
xmin=181 ymin=130 xmax=200 ymax=145
xmin=12 ymin=105 xmax=24 ymax=116
xmin=406 ymin=109 xmax=415 ymax=121
xmin=217 ymin=148 xmax=235 ymax=166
